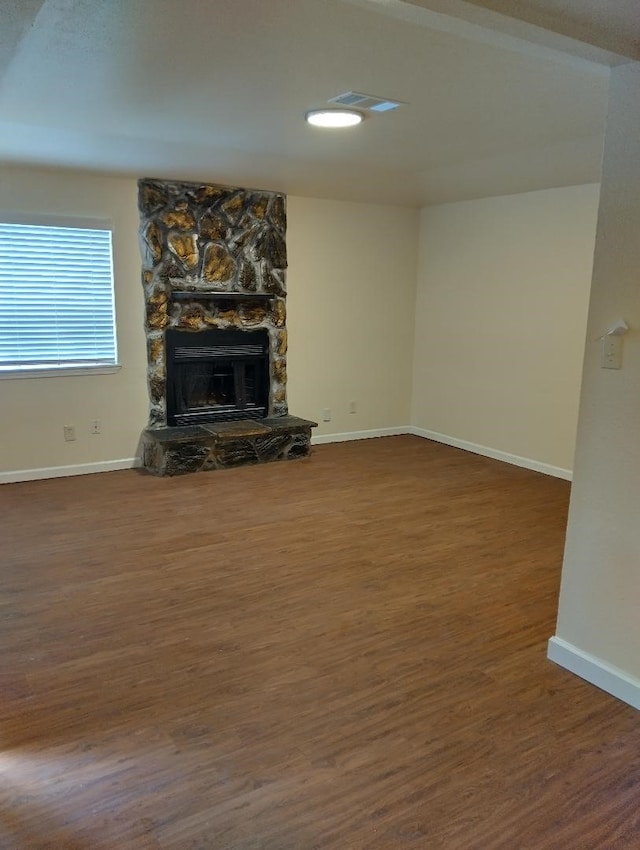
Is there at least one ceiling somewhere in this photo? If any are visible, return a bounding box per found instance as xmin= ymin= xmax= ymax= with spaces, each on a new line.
xmin=0 ymin=0 xmax=633 ymax=207
xmin=444 ymin=0 xmax=640 ymax=60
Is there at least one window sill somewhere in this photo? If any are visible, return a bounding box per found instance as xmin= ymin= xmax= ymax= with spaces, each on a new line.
xmin=0 ymin=365 xmax=122 ymax=380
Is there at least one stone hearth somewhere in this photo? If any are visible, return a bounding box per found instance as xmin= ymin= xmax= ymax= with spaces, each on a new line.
xmin=137 ymin=178 xmax=316 ymax=475
xmin=142 ymin=416 xmax=313 ymax=476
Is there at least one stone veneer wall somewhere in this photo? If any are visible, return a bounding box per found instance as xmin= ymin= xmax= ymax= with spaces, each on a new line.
xmin=138 ymin=178 xmax=288 ymax=427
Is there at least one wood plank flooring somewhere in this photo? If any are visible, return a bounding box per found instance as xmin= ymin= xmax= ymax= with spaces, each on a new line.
xmin=0 ymin=436 xmax=639 ymax=849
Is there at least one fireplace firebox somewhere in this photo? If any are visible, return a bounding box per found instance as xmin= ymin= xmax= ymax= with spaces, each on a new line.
xmin=165 ymin=328 xmax=269 ymax=426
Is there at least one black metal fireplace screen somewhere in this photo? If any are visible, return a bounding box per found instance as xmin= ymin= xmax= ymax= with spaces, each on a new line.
xmin=165 ymin=328 xmax=269 ymax=426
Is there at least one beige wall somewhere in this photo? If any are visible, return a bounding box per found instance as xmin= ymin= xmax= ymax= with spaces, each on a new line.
xmin=0 ymin=167 xmax=419 ymax=476
xmin=411 ymin=185 xmax=600 ymax=473
xmin=286 ymin=196 xmax=418 ymax=436
xmin=0 ymin=165 xmax=597 ymax=479
xmin=0 ymin=166 xmax=148 ymax=475
xmin=553 ymin=63 xmax=640 ymax=685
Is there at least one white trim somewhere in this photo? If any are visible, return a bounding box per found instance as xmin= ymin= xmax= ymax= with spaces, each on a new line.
xmin=0 ymin=365 xmax=121 ymax=380
xmin=312 ymin=426 xmax=409 ymax=445
xmin=548 ymin=636 xmax=640 ymax=711
xmin=0 ymin=457 xmax=140 ymax=484
xmin=0 ymin=426 xmax=573 ymax=482
xmin=406 ymin=426 xmax=573 ymax=480
xmin=0 ymin=211 xmax=113 ymax=231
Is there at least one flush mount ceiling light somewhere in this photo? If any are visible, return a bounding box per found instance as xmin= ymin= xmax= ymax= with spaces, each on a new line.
xmin=305 ymin=109 xmax=364 ymax=128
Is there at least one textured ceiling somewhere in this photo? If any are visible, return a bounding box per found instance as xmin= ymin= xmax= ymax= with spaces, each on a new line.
xmin=459 ymin=0 xmax=640 ymax=59
xmin=0 ymin=0 xmax=620 ymax=206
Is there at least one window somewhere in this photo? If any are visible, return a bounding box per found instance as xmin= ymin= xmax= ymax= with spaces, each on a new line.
xmin=0 ymin=219 xmax=118 ymax=376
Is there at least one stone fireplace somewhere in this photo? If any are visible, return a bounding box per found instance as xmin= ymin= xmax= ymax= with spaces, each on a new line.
xmin=137 ymin=178 xmax=316 ymax=475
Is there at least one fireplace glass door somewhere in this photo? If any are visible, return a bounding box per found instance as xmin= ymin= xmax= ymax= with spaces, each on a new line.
xmin=166 ymin=328 xmax=269 ymax=426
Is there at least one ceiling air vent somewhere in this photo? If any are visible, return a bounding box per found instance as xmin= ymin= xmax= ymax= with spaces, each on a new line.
xmin=328 ymin=91 xmax=405 ymax=113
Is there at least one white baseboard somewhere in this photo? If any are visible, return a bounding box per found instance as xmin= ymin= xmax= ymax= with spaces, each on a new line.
xmin=0 ymin=457 xmax=140 ymax=484
xmin=312 ymin=426 xmax=410 ymax=445
xmin=548 ymin=636 xmax=640 ymax=711
xmin=1 ymin=427 xmax=572 ymax=482
xmin=407 ymin=426 xmax=573 ymax=481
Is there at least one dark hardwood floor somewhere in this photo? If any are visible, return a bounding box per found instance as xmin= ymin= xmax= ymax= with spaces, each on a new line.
xmin=1 ymin=436 xmax=638 ymax=849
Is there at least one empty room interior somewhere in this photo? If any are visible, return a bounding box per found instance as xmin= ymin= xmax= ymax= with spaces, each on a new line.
xmin=1 ymin=1 xmax=640 ymax=847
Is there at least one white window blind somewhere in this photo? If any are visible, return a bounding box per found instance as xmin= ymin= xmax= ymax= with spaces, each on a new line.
xmin=0 ymin=221 xmax=117 ymax=373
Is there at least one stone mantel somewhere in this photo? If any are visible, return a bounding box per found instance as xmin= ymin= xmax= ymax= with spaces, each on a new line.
xmin=169 ymin=291 xmax=273 ymax=304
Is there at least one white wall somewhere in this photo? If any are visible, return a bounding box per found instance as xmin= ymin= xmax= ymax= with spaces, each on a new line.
xmin=286 ymin=196 xmax=418 ymax=437
xmin=411 ymin=185 xmax=600 ymax=474
xmin=551 ymin=63 xmax=640 ymax=702
xmin=0 ymin=168 xmax=419 ymax=477
xmin=0 ymin=166 xmax=148 ymax=476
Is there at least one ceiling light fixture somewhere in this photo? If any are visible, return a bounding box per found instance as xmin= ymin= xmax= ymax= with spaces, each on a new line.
xmin=305 ymin=109 xmax=363 ymax=128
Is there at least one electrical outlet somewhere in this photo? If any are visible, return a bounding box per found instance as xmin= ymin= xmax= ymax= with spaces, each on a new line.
xmin=91 ymin=419 xmax=101 ymax=435
xmin=601 ymin=334 xmax=622 ymax=369
xmin=322 ymin=408 xmax=332 ymax=422
xmin=63 ymin=425 xmax=76 ymax=442
xmin=349 ymin=400 xmax=357 ymax=414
